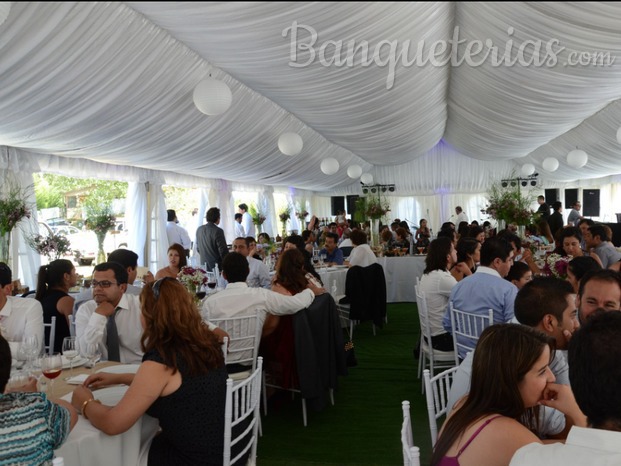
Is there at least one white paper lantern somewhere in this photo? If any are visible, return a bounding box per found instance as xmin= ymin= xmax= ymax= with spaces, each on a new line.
xmin=193 ymin=78 xmax=232 ymax=115
xmin=616 ymin=127 xmax=621 ymax=144
xmin=521 ymin=163 xmax=535 ymax=177
xmin=360 ymin=173 xmax=373 ymax=184
xmin=542 ymin=157 xmax=559 ymax=172
xmin=0 ymin=3 xmax=10 ymax=28
xmin=320 ymin=158 xmax=339 ymax=175
xmin=347 ymin=165 xmax=362 ymax=179
xmin=278 ymin=132 xmax=303 ymax=156
xmin=567 ymin=149 xmax=588 ymax=169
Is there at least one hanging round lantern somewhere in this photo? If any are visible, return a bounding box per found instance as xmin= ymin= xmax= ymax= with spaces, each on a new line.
xmin=193 ymin=78 xmax=232 ymax=116
xmin=347 ymin=165 xmax=363 ymax=179
xmin=542 ymin=157 xmax=559 ymax=172
xmin=0 ymin=3 xmax=10 ymax=28
xmin=360 ymin=173 xmax=374 ymax=184
xmin=278 ymin=132 xmax=303 ymax=156
xmin=521 ymin=163 xmax=535 ymax=177
xmin=566 ymin=149 xmax=588 ymax=169
xmin=320 ymin=158 xmax=339 ymax=175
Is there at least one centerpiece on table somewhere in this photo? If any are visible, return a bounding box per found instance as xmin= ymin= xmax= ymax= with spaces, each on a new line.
xmin=278 ymin=206 xmax=291 ymax=239
xmin=295 ymin=205 xmax=309 ymax=230
xmin=363 ymin=196 xmax=390 ymax=248
xmin=248 ymin=204 xmax=266 ymax=235
xmin=0 ymin=177 xmax=32 ymax=265
xmin=85 ymin=205 xmax=116 ymax=265
xmin=481 ymin=181 xmax=536 ymax=236
xmin=178 ymin=265 xmax=208 ymax=306
xmin=543 ymin=253 xmax=571 ymax=279
xmin=27 ymin=232 xmax=72 ymax=261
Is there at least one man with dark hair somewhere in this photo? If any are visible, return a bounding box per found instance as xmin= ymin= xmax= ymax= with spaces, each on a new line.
xmin=232 ymin=237 xmax=270 ymax=288
xmin=203 ymin=252 xmax=324 ymax=363
xmin=319 ymin=232 xmax=344 ymax=265
xmin=107 ymin=248 xmax=153 ymax=296
xmin=548 ymin=201 xmax=564 ymax=239
xmin=537 ymin=195 xmax=550 ymax=219
xmin=585 ymin=225 xmax=621 ymax=268
xmin=511 ymin=312 xmax=621 ymax=465
xmin=577 ymin=269 xmax=621 ymax=322
xmin=166 ymin=209 xmax=191 ymax=254
xmin=238 ymin=203 xmax=255 ymax=238
xmin=443 ymin=238 xmax=517 ymax=359
xmin=75 ymin=262 xmax=143 ymax=363
xmin=234 ymin=212 xmax=246 ymax=238
xmin=455 ymin=206 xmax=468 ymax=225
xmin=567 ymin=201 xmax=583 ymax=227
xmin=0 ymin=262 xmax=44 ymax=352
xmin=196 ymin=207 xmax=229 ymax=271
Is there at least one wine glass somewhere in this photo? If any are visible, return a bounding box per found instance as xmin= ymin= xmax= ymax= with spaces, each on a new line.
xmin=196 ymin=283 xmax=207 ymax=301
xmin=81 ymin=343 xmax=101 ymax=374
xmin=62 ymin=337 xmax=78 ymax=380
xmin=206 ymin=272 xmax=217 ymax=293
xmin=41 ymin=353 xmax=62 ymax=398
xmin=22 ymin=335 xmax=40 ymax=372
xmin=417 ymin=246 xmax=425 ymax=255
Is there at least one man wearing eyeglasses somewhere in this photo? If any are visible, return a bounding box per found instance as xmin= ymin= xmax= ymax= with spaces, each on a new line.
xmin=75 ymin=262 xmax=143 ymax=364
xmin=0 ymin=263 xmax=44 ymax=352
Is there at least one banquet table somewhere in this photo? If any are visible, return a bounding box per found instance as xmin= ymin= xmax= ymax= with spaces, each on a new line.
xmin=54 ymin=362 xmax=159 ymax=466
xmin=377 ymin=256 xmax=426 ymax=303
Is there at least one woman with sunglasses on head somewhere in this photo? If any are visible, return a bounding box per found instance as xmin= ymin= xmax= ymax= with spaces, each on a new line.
xmin=72 ymin=277 xmax=227 ymax=466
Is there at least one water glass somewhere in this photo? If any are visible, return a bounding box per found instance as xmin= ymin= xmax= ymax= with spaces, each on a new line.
xmin=62 ymin=337 xmax=78 ymax=379
xmin=81 ymin=343 xmax=101 ymax=374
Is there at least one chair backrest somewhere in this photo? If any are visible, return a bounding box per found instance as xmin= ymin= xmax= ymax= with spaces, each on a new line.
xmin=44 ymin=316 xmax=56 ymax=356
xmin=423 ymin=366 xmax=459 ymax=446
xmin=401 ymin=401 xmax=421 ymax=466
xmin=449 ymin=304 xmax=493 ymax=364
xmin=414 ymin=286 xmax=433 ymax=344
xmin=207 ymin=310 xmax=261 ymax=369
xmin=223 ymin=357 xmax=263 ymax=466
xmin=339 ymin=246 xmax=353 ymax=257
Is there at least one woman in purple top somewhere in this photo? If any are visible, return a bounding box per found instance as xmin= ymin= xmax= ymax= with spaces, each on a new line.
xmin=430 ymin=324 xmax=584 ymax=466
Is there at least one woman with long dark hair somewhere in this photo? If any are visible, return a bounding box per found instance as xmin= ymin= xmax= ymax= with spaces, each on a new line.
xmin=73 ymin=278 xmax=226 ymax=465
xmin=450 ymin=237 xmax=481 ymax=282
xmin=35 ymin=259 xmax=77 ymax=353
xmin=155 ymin=243 xmax=187 ymax=279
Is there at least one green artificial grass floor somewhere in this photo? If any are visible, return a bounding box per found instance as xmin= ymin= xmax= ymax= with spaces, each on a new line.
xmin=257 ymin=302 xmax=433 ymax=465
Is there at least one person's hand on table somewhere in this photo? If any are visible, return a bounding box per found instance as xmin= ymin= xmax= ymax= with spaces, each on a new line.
xmin=5 ymin=376 xmax=38 ymax=393
xmin=81 ymin=372 xmax=126 ymax=390
xmin=71 ymin=385 xmax=95 ymax=412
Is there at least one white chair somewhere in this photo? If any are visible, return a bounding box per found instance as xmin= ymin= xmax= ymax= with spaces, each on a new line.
xmin=44 ymin=316 xmax=56 ymax=356
xmin=400 ymin=401 xmax=421 ymax=466
xmin=423 ymin=366 xmax=459 ymax=446
xmin=208 ymin=310 xmax=261 ymax=381
xmin=223 ymin=357 xmax=263 ymax=466
xmin=449 ymin=304 xmax=494 ymax=365
xmin=415 ymin=286 xmax=455 ymax=390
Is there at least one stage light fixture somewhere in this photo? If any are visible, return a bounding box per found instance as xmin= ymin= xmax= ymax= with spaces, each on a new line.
xmin=530 ymin=180 xmax=536 ymax=186
xmin=389 ymin=186 xmax=395 ymax=192
xmin=501 ymin=181 xmax=508 ymax=188
xmin=362 ymin=188 xmax=369 ymax=194
xmin=521 ymin=181 xmax=527 ymax=187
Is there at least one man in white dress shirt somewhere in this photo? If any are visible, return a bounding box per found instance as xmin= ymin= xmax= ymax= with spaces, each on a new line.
xmin=238 ymin=203 xmax=255 ymax=239
xmin=234 ymin=213 xmax=246 ymax=238
xmin=347 ymin=230 xmax=377 ymax=268
xmin=455 ymin=206 xmax=468 ymax=225
xmin=75 ymin=262 xmax=143 ymax=364
xmin=166 ymin=209 xmax=192 ymax=255
xmin=0 ymin=263 xmax=44 ymax=350
xmin=232 ymin=237 xmax=271 ymax=288
xmin=510 ymin=311 xmax=621 ymax=465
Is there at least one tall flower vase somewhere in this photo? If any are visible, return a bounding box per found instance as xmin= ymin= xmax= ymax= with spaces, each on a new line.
xmin=497 ymin=219 xmax=506 ymax=233
xmin=256 ymin=223 xmax=262 ymax=236
xmin=0 ymin=231 xmax=10 ymax=265
xmin=370 ymin=218 xmax=380 ymax=248
xmin=96 ymin=232 xmax=107 ymax=264
xmin=517 ymin=225 xmax=526 ymax=239
xmin=281 ymin=220 xmax=288 ymax=240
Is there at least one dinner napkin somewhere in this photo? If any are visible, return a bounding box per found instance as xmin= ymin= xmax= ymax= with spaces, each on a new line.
xmin=66 ymin=374 xmax=89 ymax=385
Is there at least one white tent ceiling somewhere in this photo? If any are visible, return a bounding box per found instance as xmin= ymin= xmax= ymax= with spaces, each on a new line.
xmin=2 ymin=2 xmax=621 ymax=193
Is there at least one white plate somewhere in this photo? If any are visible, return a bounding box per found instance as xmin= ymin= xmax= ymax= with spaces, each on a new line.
xmin=62 ymin=356 xmax=87 ymax=369
xmin=96 ymin=364 xmax=140 ymax=374
xmin=92 ymin=386 xmax=128 ymax=406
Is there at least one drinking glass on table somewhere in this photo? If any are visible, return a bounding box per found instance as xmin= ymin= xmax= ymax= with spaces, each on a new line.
xmin=206 ymin=272 xmax=217 ymax=292
xmin=417 ymin=247 xmax=425 ymax=255
xmin=81 ymin=343 xmax=102 ymax=374
xmin=22 ymin=335 xmax=40 ymax=372
xmin=196 ymin=283 xmax=207 ymax=301
xmin=62 ymin=336 xmax=78 ymax=379
xmin=41 ymin=353 xmax=62 ymax=398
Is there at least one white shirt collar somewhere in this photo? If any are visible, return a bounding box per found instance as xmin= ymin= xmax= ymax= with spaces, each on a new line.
xmin=475 ymin=265 xmax=502 ymax=279
xmin=226 ymin=282 xmax=249 ymax=290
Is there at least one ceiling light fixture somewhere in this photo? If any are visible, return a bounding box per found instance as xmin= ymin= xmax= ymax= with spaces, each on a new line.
xmin=193 ymin=76 xmax=233 ymax=115
xmin=278 ymin=132 xmax=303 ymax=156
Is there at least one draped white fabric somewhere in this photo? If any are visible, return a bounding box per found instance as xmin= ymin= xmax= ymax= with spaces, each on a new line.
xmin=148 ymin=184 xmax=169 ymax=272
xmin=1 ymin=2 xmax=621 ymax=197
xmin=125 ymin=182 xmax=148 ymax=267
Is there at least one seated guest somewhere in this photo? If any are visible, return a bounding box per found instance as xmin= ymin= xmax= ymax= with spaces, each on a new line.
xmin=257 ymin=232 xmax=271 ymax=245
xmin=72 ymin=278 xmax=228 ymax=466
xmin=76 ymin=262 xmax=143 ymax=363
xmin=450 ymin=237 xmax=480 ymax=281
xmin=393 ymin=227 xmax=410 ymax=251
xmin=232 ymin=237 xmax=271 ymax=288
xmin=283 ymin=235 xmax=322 ymax=284
xmin=584 ymin=224 xmax=621 ymax=269
xmin=537 ymin=219 xmax=555 ymax=247
xmin=247 ymin=236 xmax=263 ymax=261
xmin=347 ymin=230 xmax=377 ymax=268
xmin=35 ymin=259 xmax=77 ymax=353
xmin=301 ymin=229 xmax=316 ymax=254
xmin=338 ymin=229 xmax=353 ymax=248
xmin=576 ymin=269 xmax=621 ymax=322
xmin=431 ymin=324 xmax=584 ymax=466
xmin=437 ymin=227 xmax=458 ymax=247
xmin=380 ymin=228 xmax=394 ymax=249
xmin=511 ymin=311 xmax=621 ymax=465
xmin=415 ymin=218 xmax=431 ymax=250
xmin=108 ymin=248 xmax=154 ymax=294
xmin=0 ymin=262 xmax=44 ymax=348
xmin=566 ymin=256 xmax=601 ymax=293
xmin=0 ymin=334 xmax=77 ymax=465
xmin=505 ymin=261 xmax=533 ymax=289
xmin=155 ymin=243 xmax=187 ymax=279
xmin=319 ymin=232 xmax=344 ymax=265
xmin=418 ymin=237 xmax=459 ymax=351
xmin=468 ymin=225 xmax=485 ymax=243
xmin=554 ymin=227 xmax=584 ymax=257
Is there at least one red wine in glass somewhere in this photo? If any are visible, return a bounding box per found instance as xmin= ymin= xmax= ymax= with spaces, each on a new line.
xmin=196 ymin=291 xmax=207 ymax=300
xmin=42 ymin=369 xmax=62 ymax=380
xmin=207 ymin=282 xmax=217 ymax=289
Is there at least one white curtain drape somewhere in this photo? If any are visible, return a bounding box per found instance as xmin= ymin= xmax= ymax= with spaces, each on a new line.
xmin=148 ymin=183 xmax=169 ymax=272
xmin=125 ymin=182 xmax=148 ymax=267
xmin=258 ymin=187 xmax=276 ymax=238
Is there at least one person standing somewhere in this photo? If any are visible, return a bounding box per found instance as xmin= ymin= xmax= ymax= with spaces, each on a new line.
xmin=196 ymin=207 xmax=229 ymax=271
xmin=455 ymin=206 xmax=468 ymax=225
xmin=537 ymin=195 xmax=550 ymax=219
xmin=547 ymin=201 xmax=564 ymax=239
xmin=234 ymin=213 xmax=246 ymax=238
xmin=566 ymin=201 xmax=583 ymax=227
xmin=166 ymin=209 xmax=191 ymax=256
xmin=238 ymin=203 xmax=255 ymax=239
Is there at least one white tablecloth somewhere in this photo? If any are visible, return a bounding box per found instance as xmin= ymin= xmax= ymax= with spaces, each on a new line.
xmin=56 ymin=387 xmax=159 ymax=466
xmin=377 ymin=256 xmax=426 ymax=303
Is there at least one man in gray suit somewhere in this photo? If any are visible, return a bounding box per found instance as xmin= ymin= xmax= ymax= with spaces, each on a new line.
xmin=196 ymin=207 xmax=229 ymax=271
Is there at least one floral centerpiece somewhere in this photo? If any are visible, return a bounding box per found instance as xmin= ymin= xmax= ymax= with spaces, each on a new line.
xmin=27 ymin=233 xmax=72 ymax=260
xmin=481 ymin=182 xmax=536 ymax=229
xmin=361 ymin=196 xmax=391 ymax=248
xmin=248 ymin=204 xmax=266 ymax=233
xmin=295 ymin=206 xmax=309 ymax=222
xmin=543 ymin=253 xmax=571 ymax=279
xmin=178 ymin=265 xmax=208 ymax=305
xmin=278 ymin=206 xmax=291 ymax=237
xmin=85 ymin=204 xmax=116 ymax=264
xmin=0 ymin=178 xmax=33 ymax=264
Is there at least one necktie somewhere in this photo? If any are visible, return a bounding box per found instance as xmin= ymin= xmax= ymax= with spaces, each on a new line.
xmin=106 ymin=307 xmax=121 ymax=362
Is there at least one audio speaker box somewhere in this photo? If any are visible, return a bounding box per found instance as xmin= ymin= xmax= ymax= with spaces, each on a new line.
xmin=346 ymin=195 xmax=359 ymax=218
xmin=331 ymin=196 xmax=345 ymax=216
xmin=544 ymin=188 xmax=559 ymax=205
xmin=564 ymin=188 xmax=578 ymax=209
xmin=583 ymin=189 xmax=600 ymax=217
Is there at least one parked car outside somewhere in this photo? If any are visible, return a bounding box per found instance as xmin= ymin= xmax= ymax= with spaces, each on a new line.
xmin=52 ymin=222 xmax=129 ymax=266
